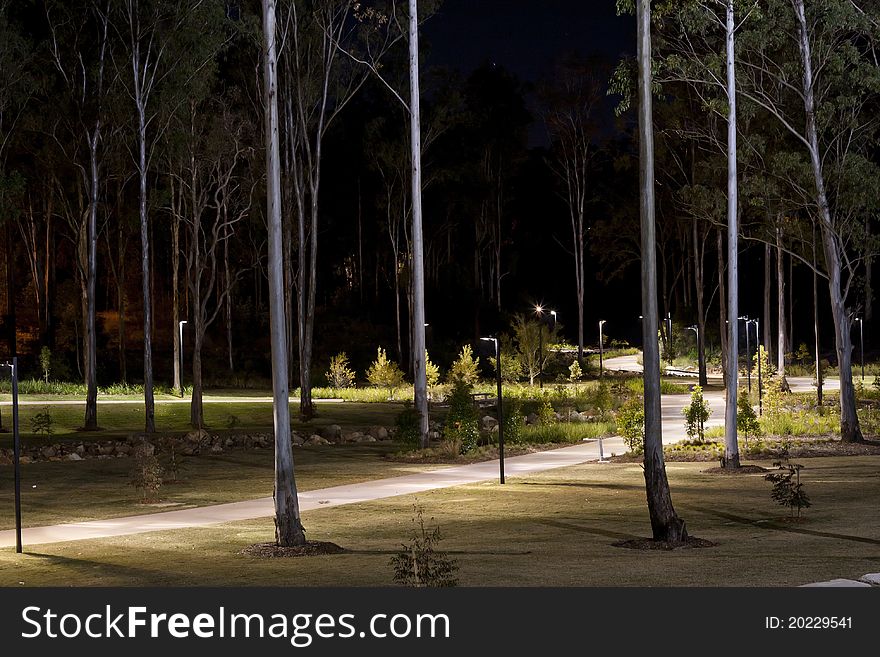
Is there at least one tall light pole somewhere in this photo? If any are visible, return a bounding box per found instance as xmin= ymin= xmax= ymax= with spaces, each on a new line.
xmin=739 ymin=315 xmax=750 ymax=392
xmin=856 ymin=317 xmax=864 ymax=380
xmin=1 ymin=358 xmax=22 ymax=553
xmin=687 ymin=325 xmax=701 ymax=379
xmin=178 ymin=320 xmax=187 ymax=398
xmin=535 ymin=305 xmax=545 ymax=388
xmin=665 ymin=311 xmax=673 ymax=363
xmin=750 ymin=318 xmax=763 ymax=415
xmin=599 ymin=319 xmax=607 ymax=378
xmin=481 ymin=337 xmax=504 ymax=484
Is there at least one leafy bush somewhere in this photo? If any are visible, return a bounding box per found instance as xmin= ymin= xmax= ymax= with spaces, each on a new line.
xmin=764 ymin=445 xmax=811 ymax=518
xmin=489 ymin=347 xmax=523 ymax=383
xmin=443 ymin=381 xmax=479 ymax=453
xmin=390 ymin=504 xmax=458 ymax=587
xmin=448 ymin=345 xmax=480 ymax=386
xmin=616 ymin=397 xmax=645 ymax=454
xmin=30 ymin=406 xmax=54 ymax=438
xmin=366 ymin=348 xmax=405 ymax=398
xmin=395 ymin=402 xmax=422 ymax=445
xmin=425 ymin=351 xmax=441 ymax=387
xmin=568 ymin=360 xmax=583 ymax=386
xmin=682 ymin=385 xmax=711 ymax=442
xmin=502 ymin=397 xmax=524 ymax=444
xmin=736 ymin=388 xmax=761 ymax=447
xmin=325 ymin=352 xmax=356 ymax=389
xmin=537 ymin=392 xmax=556 ymax=425
xmin=39 ymin=347 xmax=51 ymax=383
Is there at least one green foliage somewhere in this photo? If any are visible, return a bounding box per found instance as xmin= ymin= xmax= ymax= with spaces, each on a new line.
xmin=537 ymin=392 xmax=556 ymax=425
xmin=225 ymin=414 xmax=240 ymax=429
xmin=520 ymin=420 xmax=617 ymax=444
xmin=130 ymin=439 xmax=163 ymax=504
xmin=395 ymin=402 xmax=422 ymax=445
xmin=325 ymin=352 xmax=356 ymax=389
xmin=39 ymin=347 xmax=51 ymax=383
xmin=764 ymin=446 xmax=811 ymax=518
xmin=794 ymin=343 xmax=811 ymax=365
xmin=30 ymin=406 xmax=54 ymax=438
xmin=510 ymin=313 xmax=560 ymax=385
xmin=551 ymin=385 xmax=576 ymax=421
xmin=448 ymin=345 xmax=480 ymax=386
xmin=390 ymin=504 xmax=458 ymax=588
xmin=682 ymin=385 xmax=711 ymax=442
xmin=591 ymin=380 xmax=613 ymax=418
xmin=616 ymin=397 xmax=645 ymax=455
xmin=501 ymin=397 xmax=524 ymax=444
xmin=444 ymin=382 xmax=479 ymax=453
xmin=425 ymin=351 xmax=441 ymax=387
xmin=366 ymin=348 xmax=405 ymax=397
xmin=489 ymin=346 xmax=523 ymax=383
xmin=736 ymin=388 xmax=761 ymax=447
xmin=568 ymin=359 xmax=583 ymax=385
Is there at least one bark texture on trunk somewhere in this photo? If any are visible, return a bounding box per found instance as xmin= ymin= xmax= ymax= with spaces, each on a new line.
xmin=723 ymin=0 xmax=740 ymax=469
xmin=637 ymin=0 xmax=687 ymax=542
xmin=764 ymin=241 xmax=773 ymax=364
xmin=793 ymin=0 xmax=861 ymax=442
xmin=409 ymin=0 xmax=429 ymax=447
xmin=263 ymin=0 xmax=305 ymax=547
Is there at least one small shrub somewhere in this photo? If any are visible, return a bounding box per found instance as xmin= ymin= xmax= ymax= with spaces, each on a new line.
xmin=682 ymin=385 xmax=711 ymax=442
xmin=225 ymin=414 xmax=240 ymax=429
xmin=395 ymin=402 xmax=422 ymax=445
xmin=764 ymin=445 xmax=811 ymax=518
xmin=130 ymin=439 xmax=163 ymax=503
xmin=502 ymin=397 xmax=524 ymax=444
xmin=443 ymin=381 xmax=479 ymax=453
xmin=30 ymin=406 xmax=54 ymax=438
xmin=325 ymin=352 xmax=356 ymax=389
xmin=390 ymin=504 xmax=458 ymax=587
xmin=39 ymin=347 xmax=51 ymax=383
xmin=568 ymin=360 xmax=583 ymax=387
xmin=537 ymin=392 xmax=556 ymax=425
xmin=617 ymin=397 xmax=645 ymax=455
xmin=366 ymin=348 xmax=405 ymax=398
xmin=448 ymin=345 xmax=480 ymax=386
xmin=489 ymin=347 xmax=523 ymax=383
xmin=162 ymin=443 xmax=187 ymax=483
xmin=592 ymin=381 xmax=613 ymax=419
xmin=736 ymin=388 xmax=761 ymax=448
xmin=425 ymin=351 xmax=441 ymax=387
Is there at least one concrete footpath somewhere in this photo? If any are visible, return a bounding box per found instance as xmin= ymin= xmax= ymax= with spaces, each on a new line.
xmin=0 ymin=437 xmax=624 ymax=549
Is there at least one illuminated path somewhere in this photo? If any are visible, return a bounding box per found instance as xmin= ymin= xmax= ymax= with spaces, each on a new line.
xmin=0 ymin=438 xmax=624 ymax=548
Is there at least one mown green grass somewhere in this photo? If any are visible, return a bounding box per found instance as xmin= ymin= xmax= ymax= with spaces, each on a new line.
xmin=0 ymin=401 xmax=409 ymax=447
xmin=3 ymin=456 xmax=878 ymax=586
xmin=0 ymin=443 xmax=445 ymax=531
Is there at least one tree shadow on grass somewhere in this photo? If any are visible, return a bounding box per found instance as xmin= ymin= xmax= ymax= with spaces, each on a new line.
xmin=21 ymin=551 xmax=165 ymax=583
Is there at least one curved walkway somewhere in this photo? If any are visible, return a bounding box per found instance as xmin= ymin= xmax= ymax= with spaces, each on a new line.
xmin=0 ymin=437 xmax=624 ymax=549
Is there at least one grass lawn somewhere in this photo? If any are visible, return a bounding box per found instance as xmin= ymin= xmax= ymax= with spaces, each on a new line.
xmin=2 ymin=455 xmax=879 ymax=586
xmin=0 ymin=443 xmax=445 ymax=530
xmin=0 ymin=400 xmax=409 ymax=446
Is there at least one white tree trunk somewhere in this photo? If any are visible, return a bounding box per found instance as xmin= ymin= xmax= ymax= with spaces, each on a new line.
xmin=637 ymin=0 xmax=686 ymax=542
xmin=793 ymin=0 xmax=861 ymax=442
xmin=409 ymin=0 xmax=429 ymax=447
xmin=263 ymin=0 xmax=305 ymax=545
xmin=723 ymin=0 xmax=740 ymax=468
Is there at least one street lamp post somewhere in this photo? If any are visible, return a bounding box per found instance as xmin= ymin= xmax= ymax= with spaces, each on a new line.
xmin=749 ymin=318 xmax=763 ymax=416
xmin=687 ymin=325 xmax=700 ymax=378
xmin=535 ymin=305 xmax=544 ymax=389
xmin=599 ymin=319 xmax=607 ymax=378
xmin=1 ymin=358 xmax=22 ymax=553
xmin=857 ymin=317 xmax=864 ymax=380
xmin=739 ymin=316 xmax=751 ymax=393
xmin=178 ymin=320 xmax=188 ymax=398
xmin=481 ymin=337 xmax=505 ymax=484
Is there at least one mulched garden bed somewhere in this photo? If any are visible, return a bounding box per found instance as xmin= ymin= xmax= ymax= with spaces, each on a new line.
xmin=612 ymin=536 xmax=717 ymax=550
xmin=240 ymin=541 xmax=346 ymax=558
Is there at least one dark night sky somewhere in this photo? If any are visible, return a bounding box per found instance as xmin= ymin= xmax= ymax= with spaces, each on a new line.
xmin=423 ymin=1 xmax=635 ymax=82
